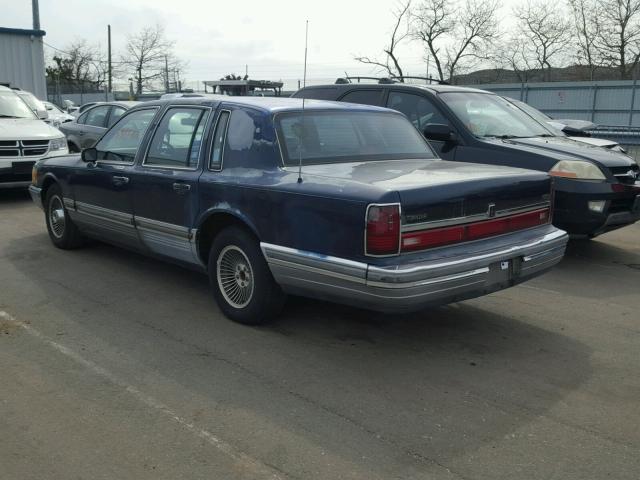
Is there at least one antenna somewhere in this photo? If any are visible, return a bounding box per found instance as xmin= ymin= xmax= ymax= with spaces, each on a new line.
xmin=297 ymin=20 xmax=309 ymax=184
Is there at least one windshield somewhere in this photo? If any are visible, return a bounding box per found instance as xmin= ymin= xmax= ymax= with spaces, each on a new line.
xmin=18 ymin=92 xmax=46 ymax=113
xmin=276 ymin=111 xmax=435 ymax=166
xmin=440 ymin=92 xmax=554 ymax=138
xmin=0 ymin=91 xmax=37 ymax=119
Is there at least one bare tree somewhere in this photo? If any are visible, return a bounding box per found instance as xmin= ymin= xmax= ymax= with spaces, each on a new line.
xmin=594 ymin=0 xmax=640 ymax=79
xmin=412 ymin=0 xmax=500 ymax=83
xmin=514 ymin=1 xmax=571 ymax=81
xmin=495 ymin=35 xmax=537 ymax=82
xmin=355 ymin=1 xmax=412 ymax=79
xmin=46 ymin=40 xmax=104 ymax=92
xmin=568 ymin=0 xmax=602 ymax=80
xmin=121 ymin=24 xmax=179 ymax=94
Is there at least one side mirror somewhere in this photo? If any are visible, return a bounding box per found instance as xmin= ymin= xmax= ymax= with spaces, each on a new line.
xmin=81 ymin=147 xmax=98 ymax=162
xmin=423 ymin=123 xmax=457 ymax=143
xmin=36 ymin=108 xmax=49 ymax=120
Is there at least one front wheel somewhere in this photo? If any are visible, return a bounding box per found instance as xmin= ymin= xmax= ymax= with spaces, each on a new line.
xmin=208 ymin=226 xmax=285 ymax=325
xmin=44 ymin=184 xmax=84 ymax=249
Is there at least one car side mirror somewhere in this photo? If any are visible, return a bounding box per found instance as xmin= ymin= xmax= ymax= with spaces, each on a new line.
xmin=36 ymin=108 xmax=49 ymax=120
xmin=423 ymin=123 xmax=457 ymax=143
xmin=81 ymin=147 xmax=98 ymax=162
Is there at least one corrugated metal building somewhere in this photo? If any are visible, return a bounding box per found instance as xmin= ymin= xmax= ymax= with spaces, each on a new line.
xmin=0 ymin=27 xmax=47 ymax=100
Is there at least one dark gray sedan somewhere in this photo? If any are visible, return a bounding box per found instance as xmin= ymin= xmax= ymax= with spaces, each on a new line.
xmin=59 ymin=101 xmax=140 ymax=152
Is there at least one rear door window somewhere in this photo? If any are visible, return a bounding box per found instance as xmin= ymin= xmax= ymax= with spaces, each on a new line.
xmin=145 ymin=107 xmax=210 ymax=169
xmin=340 ymin=89 xmax=384 ymax=106
xmin=210 ymin=111 xmax=230 ymax=170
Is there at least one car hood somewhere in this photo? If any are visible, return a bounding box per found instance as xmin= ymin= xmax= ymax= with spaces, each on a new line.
xmin=497 ymin=136 xmax=635 ymax=168
xmin=0 ymin=118 xmax=62 ymax=139
xmin=569 ymin=136 xmax=619 ymax=148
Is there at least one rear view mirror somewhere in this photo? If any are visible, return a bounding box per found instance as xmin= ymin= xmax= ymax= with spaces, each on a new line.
xmin=81 ymin=147 xmax=97 ymax=162
xmin=423 ymin=123 xmax=457 ymax=143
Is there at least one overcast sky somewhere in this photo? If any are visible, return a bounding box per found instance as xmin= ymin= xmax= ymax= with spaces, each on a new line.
xmin=4 ymin=0 xmax=521 ymax=90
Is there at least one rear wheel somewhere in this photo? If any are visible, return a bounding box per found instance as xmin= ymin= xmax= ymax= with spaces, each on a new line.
xmin=208 ymin=226 xmax=285 ymax=325
xmin=45 ymin=184 xmax=84 ymax=249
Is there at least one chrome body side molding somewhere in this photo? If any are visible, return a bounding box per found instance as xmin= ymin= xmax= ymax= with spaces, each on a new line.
xmin=261 ymin=226 xmax=568 ymax=313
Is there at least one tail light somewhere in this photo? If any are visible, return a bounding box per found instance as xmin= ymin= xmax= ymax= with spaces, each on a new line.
xmin=365 ymin=204 xmax=400 ymax=256
xmin=401 ymin=208 xmax=551 ymax=252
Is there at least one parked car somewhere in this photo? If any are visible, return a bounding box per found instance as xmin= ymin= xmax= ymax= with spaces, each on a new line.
xmin=59 ymin=101 xmax=140 ymax=152
xmin=14 ymin=89 xmax=49 ymax=122
xmin=504 ymin=97 xmax=626 ymax=153
xmin=69 ymin=102 xmax=100 ymax=118
xmin=293 ymin=80 xmax=640 ymax=237
xmin=160 ymin=93 xmax=205 ymax=99
xmin=0 ymin=85 xmax=68 ymax=188
xmin=43 ymin=101 xmax=75 ymax=125
xmin=29 ymin=97 xmax=568 ymax=324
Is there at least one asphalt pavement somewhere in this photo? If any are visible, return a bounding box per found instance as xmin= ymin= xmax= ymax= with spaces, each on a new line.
xmin=1 ymin=188 xmax=639 ymax=480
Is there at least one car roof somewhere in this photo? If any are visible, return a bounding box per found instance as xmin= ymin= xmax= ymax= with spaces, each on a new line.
xmin=0 ymin=85 xmax=13 ymax=93
xmin=137 ymin=95 xmax=396 ymax=114
xmin=84 ymin=101 xmax=141 ymax=109
xmin=301 ymin=82 xmax=494 ymax=95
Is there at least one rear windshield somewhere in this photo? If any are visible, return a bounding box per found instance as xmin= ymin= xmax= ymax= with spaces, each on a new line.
xmin=276 ymin=110 xmax=435 ymax=166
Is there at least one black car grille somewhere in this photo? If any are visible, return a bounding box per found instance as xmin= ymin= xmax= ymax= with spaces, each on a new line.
xmin=610 ymin=164 xmax=640 ymax=184
xmin=0 ymin=140 xmax=50 ymax=158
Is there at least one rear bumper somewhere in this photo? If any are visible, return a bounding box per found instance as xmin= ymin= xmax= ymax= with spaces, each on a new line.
xmin=261 ymin=226 xmax=568 ymax=313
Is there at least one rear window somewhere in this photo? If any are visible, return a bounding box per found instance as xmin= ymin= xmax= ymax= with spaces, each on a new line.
xmin=276 ymin=110 xmax=435 ymax=166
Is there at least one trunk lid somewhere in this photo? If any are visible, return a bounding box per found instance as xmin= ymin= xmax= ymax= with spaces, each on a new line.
xmin=294 ymin=159 xmax=552 ymax=226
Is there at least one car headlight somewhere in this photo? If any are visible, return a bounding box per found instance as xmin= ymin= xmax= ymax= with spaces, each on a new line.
xmin=549 ymin=160 xmax=605 ymax=180
xmin=49 ymin=136 xmax=67 ymax=151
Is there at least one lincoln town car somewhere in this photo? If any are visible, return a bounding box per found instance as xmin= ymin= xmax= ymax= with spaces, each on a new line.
xmin=29 ymin=97 xmax=568 ymax=324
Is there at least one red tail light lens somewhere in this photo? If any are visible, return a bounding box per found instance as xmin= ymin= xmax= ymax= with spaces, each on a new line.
xmin=366 ymin=204 xmax=400 ymax=255
xmin=401 ymin=208 xmax=551 ymax=252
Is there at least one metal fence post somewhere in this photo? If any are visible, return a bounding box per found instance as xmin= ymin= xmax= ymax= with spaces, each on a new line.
xmin=629 ymin=79 xmax=637 ymax=126
xmin=591 ymin=84 xmax=598 ymax=122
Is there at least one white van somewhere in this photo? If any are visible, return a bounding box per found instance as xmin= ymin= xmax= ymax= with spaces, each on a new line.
xmin=0 ymin=86 xmax=68 ymax=188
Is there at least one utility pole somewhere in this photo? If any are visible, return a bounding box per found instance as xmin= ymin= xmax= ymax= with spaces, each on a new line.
xmin=107 ymin=25 xmax=112 ymax=96
xmin=32 ymin=0 xmax=40 ymax=29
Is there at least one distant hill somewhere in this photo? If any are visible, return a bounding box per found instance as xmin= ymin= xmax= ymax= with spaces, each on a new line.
xmin=452 ymin=65 xmax=639 ymax=85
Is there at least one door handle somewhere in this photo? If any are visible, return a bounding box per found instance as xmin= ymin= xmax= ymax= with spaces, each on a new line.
xmin=112 ymin=175 xmax=130 ymax=185
xmin=172 ymin=182 xmax=191 ymax=193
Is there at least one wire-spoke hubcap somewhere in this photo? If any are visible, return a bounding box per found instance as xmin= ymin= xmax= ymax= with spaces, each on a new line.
xmin=217 ymin=245 xmax=254 ymax=308
xmin=49 ymin=196 xmax=66 ymax=239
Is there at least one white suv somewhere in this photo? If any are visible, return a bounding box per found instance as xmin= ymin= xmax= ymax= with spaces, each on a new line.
xmin=0 ymin=86 xmax=68 ymax=188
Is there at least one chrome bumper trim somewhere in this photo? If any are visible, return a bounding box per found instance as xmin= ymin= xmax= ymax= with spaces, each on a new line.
xmin=261 ymin=226 xmax=569 ymax=313
xmin=28 ymin=185 xmax=42 ymax=207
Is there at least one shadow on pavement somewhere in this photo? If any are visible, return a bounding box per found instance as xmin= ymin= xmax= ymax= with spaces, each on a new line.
xmin=4 ymin=232 xmax=593 ymax=475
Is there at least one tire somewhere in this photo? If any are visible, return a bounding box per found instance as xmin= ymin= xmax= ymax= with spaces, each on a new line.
xmin=44 ymin=184 xmax=84 ymax=249
xmin=208 ymin=226 xmax=285 ymax=325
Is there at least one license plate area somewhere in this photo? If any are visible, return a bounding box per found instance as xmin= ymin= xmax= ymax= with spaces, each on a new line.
xmin=487 ymin=259 xmax=514 ymax=286
xmin=13 ymin=162 xmax=35 ymax=175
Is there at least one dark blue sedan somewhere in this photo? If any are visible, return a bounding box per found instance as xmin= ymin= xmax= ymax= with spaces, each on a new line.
xmin=29 ymin=97 xmax=568 ymax=324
